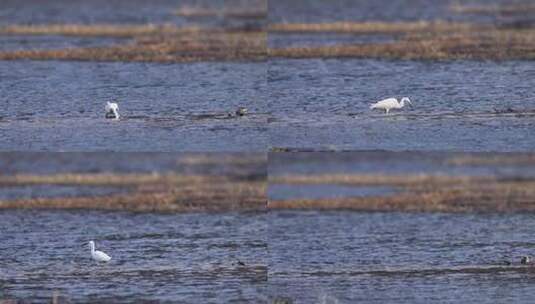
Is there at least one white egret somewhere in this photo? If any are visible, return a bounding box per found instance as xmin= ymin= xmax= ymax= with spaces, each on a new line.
xmin=105 ymin=101 xmax=120 ymax=119
xmin=370 ymin=97 xmax=412 ymax=114
xmin=87 ymin=240 xmax=112 ymax=262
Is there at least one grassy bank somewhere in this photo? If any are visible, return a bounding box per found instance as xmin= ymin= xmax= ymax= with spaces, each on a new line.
xmin=0 ymin=173 xmax=266 ymax=212
xmin=0 ymin=24 xmax=266 ymax=62
xmin=269 ymin=174 xmax=535 ymax=213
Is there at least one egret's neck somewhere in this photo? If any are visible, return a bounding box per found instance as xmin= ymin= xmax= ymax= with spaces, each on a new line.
xmin=90 ymin=243 xmax=95 ymax=253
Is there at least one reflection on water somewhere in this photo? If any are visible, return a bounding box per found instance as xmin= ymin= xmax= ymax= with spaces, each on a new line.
xmin=269 ymin=210 xmax=535 ymax=303
xmin=0 ymin=210 xmax=267 ymax=303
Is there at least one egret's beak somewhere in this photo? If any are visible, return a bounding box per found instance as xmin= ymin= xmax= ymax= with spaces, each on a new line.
xmin=80 ymin=242 xmax=88 ymax=247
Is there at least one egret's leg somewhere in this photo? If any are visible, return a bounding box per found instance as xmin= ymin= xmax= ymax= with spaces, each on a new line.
xmin=385 ymin=108 xmax=389 ymax=114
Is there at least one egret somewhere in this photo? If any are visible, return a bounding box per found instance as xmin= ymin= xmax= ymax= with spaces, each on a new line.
xmin=370 ymin=97 xmax=412 ymax=114
xmin=87 ymin=240 xmax=111 ymax=262
xmin=105 ymin=101 xmax=120 ymax=119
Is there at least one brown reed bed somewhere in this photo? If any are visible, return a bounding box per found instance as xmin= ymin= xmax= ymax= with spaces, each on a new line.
xmin=268 ymin=21 xmax=479 ymax=34
xmin=447 ymin=155 xmax=535 ymax=166
xmin=0 ymin=24 xmax=266 ymax=62
xmin=270 ymin=174 xmax=496 ymax=188
xmin=177 ymin=154 xmax=267 ymax=166
xmin=449 ymin=3 xmax=535 ymax=15
xmin=0 ymin=24 xmax=211 ymax=37
xmin=0 ymin=173 xmax=230 ymax=187
xmin=269 ymin=30 xmax=535 ymax=60
xmin=0 ymin=173 xmax=266 ymax=212
xmin=268 ymin=21 xmax=535 ymax=60
xmin=175 ymin=6 xmax=267 ymax=19
xmin=269 ymin=174 xmax=535 ymax=213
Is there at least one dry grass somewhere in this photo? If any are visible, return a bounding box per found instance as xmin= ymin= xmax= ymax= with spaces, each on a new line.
xmin=0 ymin=173 xmax=223 ymax=186
xmin=268 ymin=21 xmax=479 ymax=34
xmin=269 ymin=28 xmax=535 ymax=60
xmin=0 ymin=173 xmax=266 ymax=212
xmin=450 ymin=3 xmax=535 ymax=15
xmin=0 ymin=24 xmax=266 ymax=62
xmin=268 ymin=21 xmax=535 ymax=60
xmin=0 ymin=24 xmax=210 ymax=37
xmin=175 ymin=6 xmax=267 ymax=19
xmin=270 ymin=174 xmax=496 ymax=190
xmin=177 ymin=154 xmax=267 ymax=166
xmin=269 ymin=174 xmax=535 ymax=213
xmin=448 ymin=155 xmax=535 ymax=166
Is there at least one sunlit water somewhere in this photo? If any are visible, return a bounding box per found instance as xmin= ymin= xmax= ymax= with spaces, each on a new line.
xmin=268 ymin=59 xmax=535 ymax=152
xmin=269 ymin=210 xmax=535 ymax=303
xmin=0 ymin=210 xmax=267 ymax=303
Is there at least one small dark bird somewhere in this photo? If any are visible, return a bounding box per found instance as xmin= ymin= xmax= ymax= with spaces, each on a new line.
xmin=235 ymin=107 xmax=248 ymax=116
xmin=521 ymin=256 xmax=532 ymax=265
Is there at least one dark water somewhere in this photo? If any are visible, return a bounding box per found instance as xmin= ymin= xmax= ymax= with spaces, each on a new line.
xmin=0 ymin=61 xmax=267 ymax=151
xmin=269 ymin=0 xmax=527 ymax=24
xmin=268 ymin=184 xmax=396 ymax=200
xmin=269 ymin=152 xmax=535 ymax=178
xmin=268 ymin=59 xmax=535 ymax=152
xmin=0 ymin=210 xmax=267 ymax=303
xmin=0 ymin=0 xmax=265 ymax=27
xmin=269 ymin=211 xmax=535 ymax=303
xmin=0 ymin=152 xmax=266 ymax=179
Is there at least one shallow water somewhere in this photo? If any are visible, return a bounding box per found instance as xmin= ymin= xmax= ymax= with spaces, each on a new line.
xmin=269 ymin=210 xmax=535 ymax=303
xmin=0 ymin=61 xmax=267 ymax=151
xmin=0 ymin=210 xmax=267 ymax=303
xmin=268 ymin=59 xmax=535 ymax=152
xmin=269 ymin=152 xmax=535 ymax=178
xmin=268 ymin=184 xmax=396 ymax=200
xmin=0 ymin=152 xmax=266 ymax=183
xmin=0 ymin=184 xmax=128 ymax=200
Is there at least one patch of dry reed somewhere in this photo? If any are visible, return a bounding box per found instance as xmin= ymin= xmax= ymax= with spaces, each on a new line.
xmin=268 ymin=21 xmax=478 ymax=34
xmin=0 ymin=173 xmax=266 ymax=212
xmin=0 ymin=24 xmax=266 ymax=62
xmin=269 ymin=174 xmax=535 ymax=213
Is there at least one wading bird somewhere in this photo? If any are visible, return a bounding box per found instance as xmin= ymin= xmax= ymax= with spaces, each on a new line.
xmin=105 ymin=101 xmax=120 ymax=119
xmin=87 ymin=240 xmax=112 ymax=262
xmin=370 ymin=97 xmax=412 ymax=114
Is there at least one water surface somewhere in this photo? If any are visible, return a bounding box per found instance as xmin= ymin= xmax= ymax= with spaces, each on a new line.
xmin=0 ymin=61 xmax=267 ymax=151
xmin=268 ymin=59 xmax=535 ymax=152
xmin=0 ymin=210 xmax=267 ymax=303
xmin=269 ymin=210 xmax=535 ymax=303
